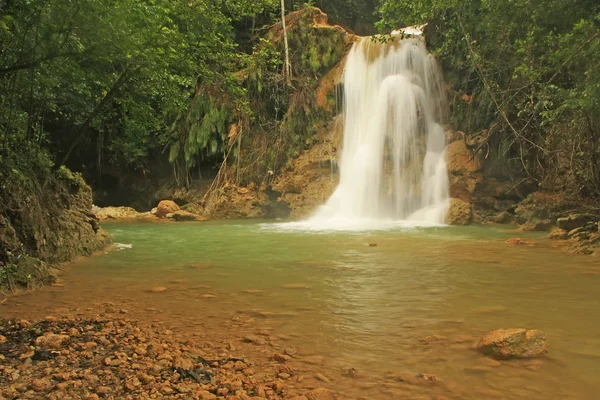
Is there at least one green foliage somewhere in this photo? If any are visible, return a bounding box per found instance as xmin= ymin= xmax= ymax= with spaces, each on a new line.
xmin=378 ymin=0 xmax=600 ymax=197
xmin=0 ymin=0 xmax=254 ymax=178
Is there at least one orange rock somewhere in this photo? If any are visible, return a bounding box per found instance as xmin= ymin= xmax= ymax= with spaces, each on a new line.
xmin=445 ymin=198 xmax=473 ymax=225
xmin=476 ymin=328 xmax=548 ymax=359
xmin=446 ymin=140 xmax=483 ymax=175
xmin=156 ymin=200 xmax=179 ymax=218
xmin=306 ymin=388 xmax=335 ymax=400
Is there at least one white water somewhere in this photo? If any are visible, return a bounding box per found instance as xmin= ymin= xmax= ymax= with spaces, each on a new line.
xmin=295 ymin=35 xmax=449 ymax=231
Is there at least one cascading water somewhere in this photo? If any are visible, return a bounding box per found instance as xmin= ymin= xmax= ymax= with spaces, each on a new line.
xmin=308 ymin=33 xmax=450 ymax=229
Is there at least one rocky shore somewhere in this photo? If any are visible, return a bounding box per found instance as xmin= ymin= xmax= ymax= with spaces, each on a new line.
xmin=0 ymin=316 xmax=335 ymax=400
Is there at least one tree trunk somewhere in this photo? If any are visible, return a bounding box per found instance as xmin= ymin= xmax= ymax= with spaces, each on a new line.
xmin=280 ymin=0 xmax=291 ymax=83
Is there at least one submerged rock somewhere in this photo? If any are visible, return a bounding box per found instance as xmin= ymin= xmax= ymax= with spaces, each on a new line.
xmin=156 ymin=200 xmax=180 ymax=218
xmin=476 ymin=328 xmax=548 ymax=359
xmin=446 ymin=198 xmax=473 ymax=225
xmin=306 ymin=388 xmax=336 ymax=400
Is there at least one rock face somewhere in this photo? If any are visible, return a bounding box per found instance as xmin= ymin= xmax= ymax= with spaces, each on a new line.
xmin=476 ymin=329 xmax=548 ymax=359
xmin=557 ymin=214 xmax=599 ymax=231
xmin=446 ymin=140 xmax=483 ymax=175
xmin=156 ymin=200 xmax=180 ymax=218
xmin=1 ymin=167 xmax=111 ymax=290
xmin=445 ymin=198 xmax=473 ymax=225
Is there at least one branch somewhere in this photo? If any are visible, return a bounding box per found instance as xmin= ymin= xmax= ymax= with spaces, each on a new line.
xmin=0 ymin=50 xmax=88 ymax=76
xmin=57 ymin=65 xmax=141 ymax=166
xmin=457 ymin=13 xmax=544 ymax=154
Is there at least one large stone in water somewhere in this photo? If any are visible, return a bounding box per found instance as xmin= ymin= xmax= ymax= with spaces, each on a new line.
xmin=476 ymin=329 xmax=548 ymax=359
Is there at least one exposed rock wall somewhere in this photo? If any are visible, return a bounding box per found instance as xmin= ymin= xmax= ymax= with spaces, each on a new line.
xmin=1 ymin=167 xmax=111 ymax=290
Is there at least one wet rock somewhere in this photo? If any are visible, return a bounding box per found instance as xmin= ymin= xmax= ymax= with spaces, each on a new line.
xmin=476 ymin=328 xmax=548 ymax=359
xmin=68 ymin=327 xmax=81 ymax=337
xmin=494 ymin=211 xmax=514 ymax=224
xmin=306 ymin=388 xmax=336 ymax=400
xmin=303 ymin=355 xmax=325 ymax=365
xmin=446 ymin=140 xmax=483 ymax=174
xmin=173 ymin=356 xmax=194 ymax=370
xmin=414 ymin=373 xmax=438 ymax=382
xmin=31 ymin=377 xmax=53 ymax=392
xmin=243 ymin=334 xmax=267 ymax=345
xmin=315 ymin=372 xmax=331 ymax=383
xmin=557 ymin=214 xmax=598 ymax=231
xmin=548 ymin=228 xmax=568 ymax=240
xmin=169 ymin=210 xmax=206 ymax=222
xmin=446 ymin=198 xmax=473 ymax=225
xmin=35 ymin=334 xmax=69 ymax=350
xmin=518 ymin=219 xmax=553 ymax=232
xmin=156 ymin=200 xmax=180 ymax=218
xmin=273 ymin=353 xmax=291 ymax=363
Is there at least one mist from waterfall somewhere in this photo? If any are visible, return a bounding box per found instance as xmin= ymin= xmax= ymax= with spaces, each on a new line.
xmin=305 ymin=34 xmax=450 ymax=229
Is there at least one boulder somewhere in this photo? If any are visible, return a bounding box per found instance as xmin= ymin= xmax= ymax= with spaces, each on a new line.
xmin=476 ymin=329 xmax=548 ymax=359
xmin=169 ymin=210 xmax=206 ymax=222
xmin=156 ymin=200 xmax=180 ymax=218
xmin=445 ymin=198 xmax=473 ymax=225
xmin=557 ymin=214 xmax=598 ymax=231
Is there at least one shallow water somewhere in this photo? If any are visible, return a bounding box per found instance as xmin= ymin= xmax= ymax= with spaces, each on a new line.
xmin=3 ymin=220 xmax=600 ymax=399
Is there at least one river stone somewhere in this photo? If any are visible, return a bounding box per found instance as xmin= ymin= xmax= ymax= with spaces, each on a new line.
xmin=156 ymin=200 xmax=180 ymax=218
xmin=557 ymin=214 xmax=598 ymax=231
xmin=35 ymin=334 xmax=70 ymax=350
xmin=476 ymin=329 xmax=548 ymax=359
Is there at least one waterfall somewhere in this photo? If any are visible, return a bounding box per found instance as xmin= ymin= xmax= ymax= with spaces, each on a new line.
xmin=308 ymin=34 xmax=450 ymax=228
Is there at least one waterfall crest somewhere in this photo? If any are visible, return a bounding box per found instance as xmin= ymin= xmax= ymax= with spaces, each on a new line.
xmin=308 ymin=35 xmax=450 ymax=228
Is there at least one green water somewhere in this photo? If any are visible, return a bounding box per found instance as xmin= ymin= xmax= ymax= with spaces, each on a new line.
xmin=5 ymin=221 xmax=600 ymax=399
